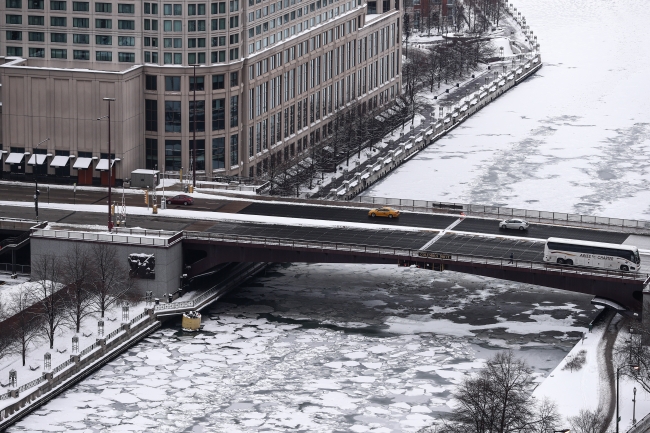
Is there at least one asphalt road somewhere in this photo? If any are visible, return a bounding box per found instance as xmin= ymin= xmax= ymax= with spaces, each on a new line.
xmin=0 ymin=183 xmax=632 ymax=245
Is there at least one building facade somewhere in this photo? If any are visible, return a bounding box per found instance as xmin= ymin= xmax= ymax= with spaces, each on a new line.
xmin=0 ymin=0 xmax=401 ymax=184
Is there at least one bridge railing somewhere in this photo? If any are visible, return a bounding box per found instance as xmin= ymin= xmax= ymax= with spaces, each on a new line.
xmin=183 ymin=231 xmax=647 ymax=283
xmin=31 ymin=229 xmax=179 ymax=247
xmin=349 ymin=196 xmax=650 ymax=234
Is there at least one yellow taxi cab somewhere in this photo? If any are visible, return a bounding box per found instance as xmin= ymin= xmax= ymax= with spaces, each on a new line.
xmin=368 ymin=206 xmax=400 ymax=219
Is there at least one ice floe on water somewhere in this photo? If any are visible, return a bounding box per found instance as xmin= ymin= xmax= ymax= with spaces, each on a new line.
xmin=10 ymin=263 xmax=599 ymax=432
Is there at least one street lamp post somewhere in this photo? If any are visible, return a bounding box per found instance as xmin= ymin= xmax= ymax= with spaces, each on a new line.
xmin=617 ymin=364 xmax=639 ymax=433
xmin=98 ymin=97 xmax=116 ymax=232
xmin=32 ymin=137 xmax=50 ymax=221
xmin=633 ymin=387 xmax=637 ymax=425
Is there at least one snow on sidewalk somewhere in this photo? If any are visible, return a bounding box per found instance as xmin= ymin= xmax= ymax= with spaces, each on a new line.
xmin=532 ymin=318 xmax=601 ymax=422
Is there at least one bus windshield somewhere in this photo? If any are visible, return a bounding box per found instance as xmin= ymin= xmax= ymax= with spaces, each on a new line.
xmin=635 ymin=250 xmax=641 ymax=264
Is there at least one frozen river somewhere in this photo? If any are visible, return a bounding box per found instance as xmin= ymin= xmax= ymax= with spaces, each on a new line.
xmin=10 ymin=1 xmax=646 ymax=431
xmin=10 ymin=264 xmax=597 ymax=432
xmin=365 ymin=0 xmax=650 ymax=220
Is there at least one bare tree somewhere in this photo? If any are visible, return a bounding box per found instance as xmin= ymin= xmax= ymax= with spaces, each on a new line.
xmin=0 ymin=297 xmax=18 ymax=362
xmin=567 ymin=409 xmax=605 ymax=433
xmin=31 ymin=254 xmax=66 ymax=349
xmin=614 ymin=320 xmax=650 ymax=393
xmin=8 ymin=286 xmax=42 ymax=366
xmin=437 ymin=351 xmax=560 ymax=433
xmin=61 ymin=243 xmax=95 ymax=333
xmin=88 ymin=243 xmax=134 ymax=318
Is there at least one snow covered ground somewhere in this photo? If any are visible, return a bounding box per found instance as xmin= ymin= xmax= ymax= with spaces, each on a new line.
xmin=8 ymin=263 xmax=598 ymax=432
xmin=363 ymin=0 xmax=650 ymax=220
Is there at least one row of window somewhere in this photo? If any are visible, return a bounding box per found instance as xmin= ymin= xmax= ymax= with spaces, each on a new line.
xmin=146 ymin=136 xmax=239 ymax=172
xmin=5 ymin=31 xmax=135 ymax=45
xmin=140 ymin=48 xmax=238 ymax=65
xmin=247 ymin=0 xmax=361 ymax=54
xmin=245 ymin=86 xmax=393 ymax=163
xmin=5 ymin=0 xmax=135 ymax=12
xmin=145 ymin=96 xmax=238 ymax=133
xmin=5 ymin=15 xmax=136 ymax=29
xmin=6 ymin=46 xmax=134 ymax=61
xmin=145 ymin=73 xmax=239 ymax=92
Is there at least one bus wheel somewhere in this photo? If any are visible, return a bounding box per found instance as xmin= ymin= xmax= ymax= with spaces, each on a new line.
xmin=621 ymin=265 xmax=629 ymax=272
xmin=566 ymin=259 xmax=574 ymax=265
xmin=556 ymin=258 xmax=565 ymax=264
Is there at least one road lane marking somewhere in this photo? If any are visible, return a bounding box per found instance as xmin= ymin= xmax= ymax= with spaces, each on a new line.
xmin=419 ymin=217 xmax=464 ymax=251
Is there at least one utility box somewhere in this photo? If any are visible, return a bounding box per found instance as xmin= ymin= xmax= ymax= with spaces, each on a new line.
xmin=130 ymin=169 xmax=160 ymax=189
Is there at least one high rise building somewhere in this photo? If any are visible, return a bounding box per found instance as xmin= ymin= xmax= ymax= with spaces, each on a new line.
xmin=0 ymin=0 xmax=401 ymax=184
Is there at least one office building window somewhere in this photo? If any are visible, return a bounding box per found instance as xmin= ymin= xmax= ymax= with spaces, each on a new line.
xmin=51 ymin=33 xmax=67 ymax=42
xmin=212 ymin=137 xmax=225 ymax=169
xmin=165 ymin=101 xmax=182 ymax=132
xmin=118 ymin=3 xmax=135 ymax=13
xmin=28 ymin=16 xmax=45 ymax=25
xmin=96 ymin=51 xmax=112 ymax=61
xmin=189 ymin=101 xmax=205 ymax=132
xmin=211 ymin=50 xmax=225 ymax=63
xmin=7 ymin=15 xmax=23 ymax=24
xmin=165 ymin=76 xmax=181 ymax=91
xmin=6 ymin=31 xmax=22 ymax=41
xmin=95 ymin=2 xmax=111 ymax=12
xmin=28 ymin=0 xmax=44 ymax=8
xmin=50 ymin=16 xmax=66 ymax=26
xmin=73 ymin=49 xmax=89 ymax=59
xmin=164 ymin=140 xmax=181 ymax=171
xmin=118 ymin=19 xmax=135 ymax=29
xmin=230 ymin=134 xmax=238 ymax=167
xmin=96 ymin=35 xmax=112 ymax=44
xmin=6 ymin=46 xmax=23 ymax=56
xmin=189 ymin=76 xmax=204 ymax=91
xmin=73 ymin=33 xmax=89 ymax=43
xmin=118 ymin=52 xmax=135 ymax=62
xmin=230 ymin=95 xmax=238 ymax=127
xmin=145 ymin=138 xmax=158 ymax=169
xmin=212 ymin=74 xmax=224 ymax=89
xmin=230 ymin=71 xmax=238 ymax=87
xmin=211 ymin=2 xmax=226 ymax=13
xmin=29 ymin=31 xmax=44 ymax=41
xmin=72 ymin=1 xmax=88 ymax=10
xmin=229 ymin=47 xmax=239 ymax=60
xmin=51 ymin=49 xmax=67 ymax=58
xmin=50 ymin=1 xmax=66 ymax=10
xmin=146 ymin=100 xmax=158 ymax=131
xmin=29 ymin=47 xmax=45 ymax=57
xmin=6 ymin=0 xmax=22 ymax=8
xmin=189 ymin=140 xmax=205 ymax=170
xmin=146 ymin=75 xmax=157 ymax=90
xmin=118 ymin=36 xmax=135 ymax=46
xmin=73 ymin=17 xmax=89 ymax=27
xmin=212 ymin=98 xmax=225 ymax=130
xmin=95 ymin=18 xmax=112 ymax=28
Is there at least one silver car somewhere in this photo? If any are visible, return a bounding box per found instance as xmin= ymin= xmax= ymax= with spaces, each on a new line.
xmin=499 ymin=219 xmax=530 ymax=231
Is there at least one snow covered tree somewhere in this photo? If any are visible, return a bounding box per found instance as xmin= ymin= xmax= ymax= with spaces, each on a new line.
xmin=61 ymin=243 xmax=95 ymax=333
xmin=31 ymin=253 xmax=66 ymax=350
xmin=88 ymin=243 xmax=134 ymax=318
xmin=614 ymin=320 xmax=650 ymax=394
xmin=7 ymin=286 xmax=42 ymax=366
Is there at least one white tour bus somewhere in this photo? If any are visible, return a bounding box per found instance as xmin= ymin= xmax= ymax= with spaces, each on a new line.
xmin=543 ymin=237 xmax=641 ymax=272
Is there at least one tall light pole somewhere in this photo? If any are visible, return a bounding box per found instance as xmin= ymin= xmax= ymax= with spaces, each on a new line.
xmin=633 ymin=386 xmax=637 ymax=425
xmin=617 ymin=364 xmax=639 ymax=433
xmin=190 ymin=64 xmax=198 ymax=189
xmin=98 ymin=97 xmax=116 ymax=232
xmin=33 ymin=137 xmax=50 ymax=221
